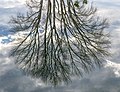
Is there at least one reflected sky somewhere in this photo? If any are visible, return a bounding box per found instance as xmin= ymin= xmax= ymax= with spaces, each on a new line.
xmin=0 ymin=0 xmax=120 ymax=92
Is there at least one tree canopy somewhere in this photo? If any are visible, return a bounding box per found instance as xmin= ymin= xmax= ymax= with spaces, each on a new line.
xmin=11 ymin=0 xmax=110 ymax=86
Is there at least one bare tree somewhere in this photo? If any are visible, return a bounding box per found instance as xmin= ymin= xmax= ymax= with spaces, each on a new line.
xmin=11 ymin=0 xmax=110 ymax=85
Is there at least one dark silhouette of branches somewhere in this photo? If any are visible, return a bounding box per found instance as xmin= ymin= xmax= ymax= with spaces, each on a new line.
xmin=11 ymin=0 xmax=110 ymax=86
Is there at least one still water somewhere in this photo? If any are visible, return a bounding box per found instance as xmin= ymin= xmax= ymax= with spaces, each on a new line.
xmin=0 ymin=0 xmax=120 ymax=92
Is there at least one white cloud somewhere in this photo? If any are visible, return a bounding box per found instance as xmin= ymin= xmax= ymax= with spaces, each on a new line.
xmin=105 ymin=60 xmax=120 ymax=77
xmin=0 ymin=0 xmax=120 ymax=92
xmin=0 ymin=0 xmax=26 ymax=8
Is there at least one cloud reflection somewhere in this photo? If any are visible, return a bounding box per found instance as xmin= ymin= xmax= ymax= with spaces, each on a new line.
xmin=0 ymin=0 xmax=120 ymax=92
